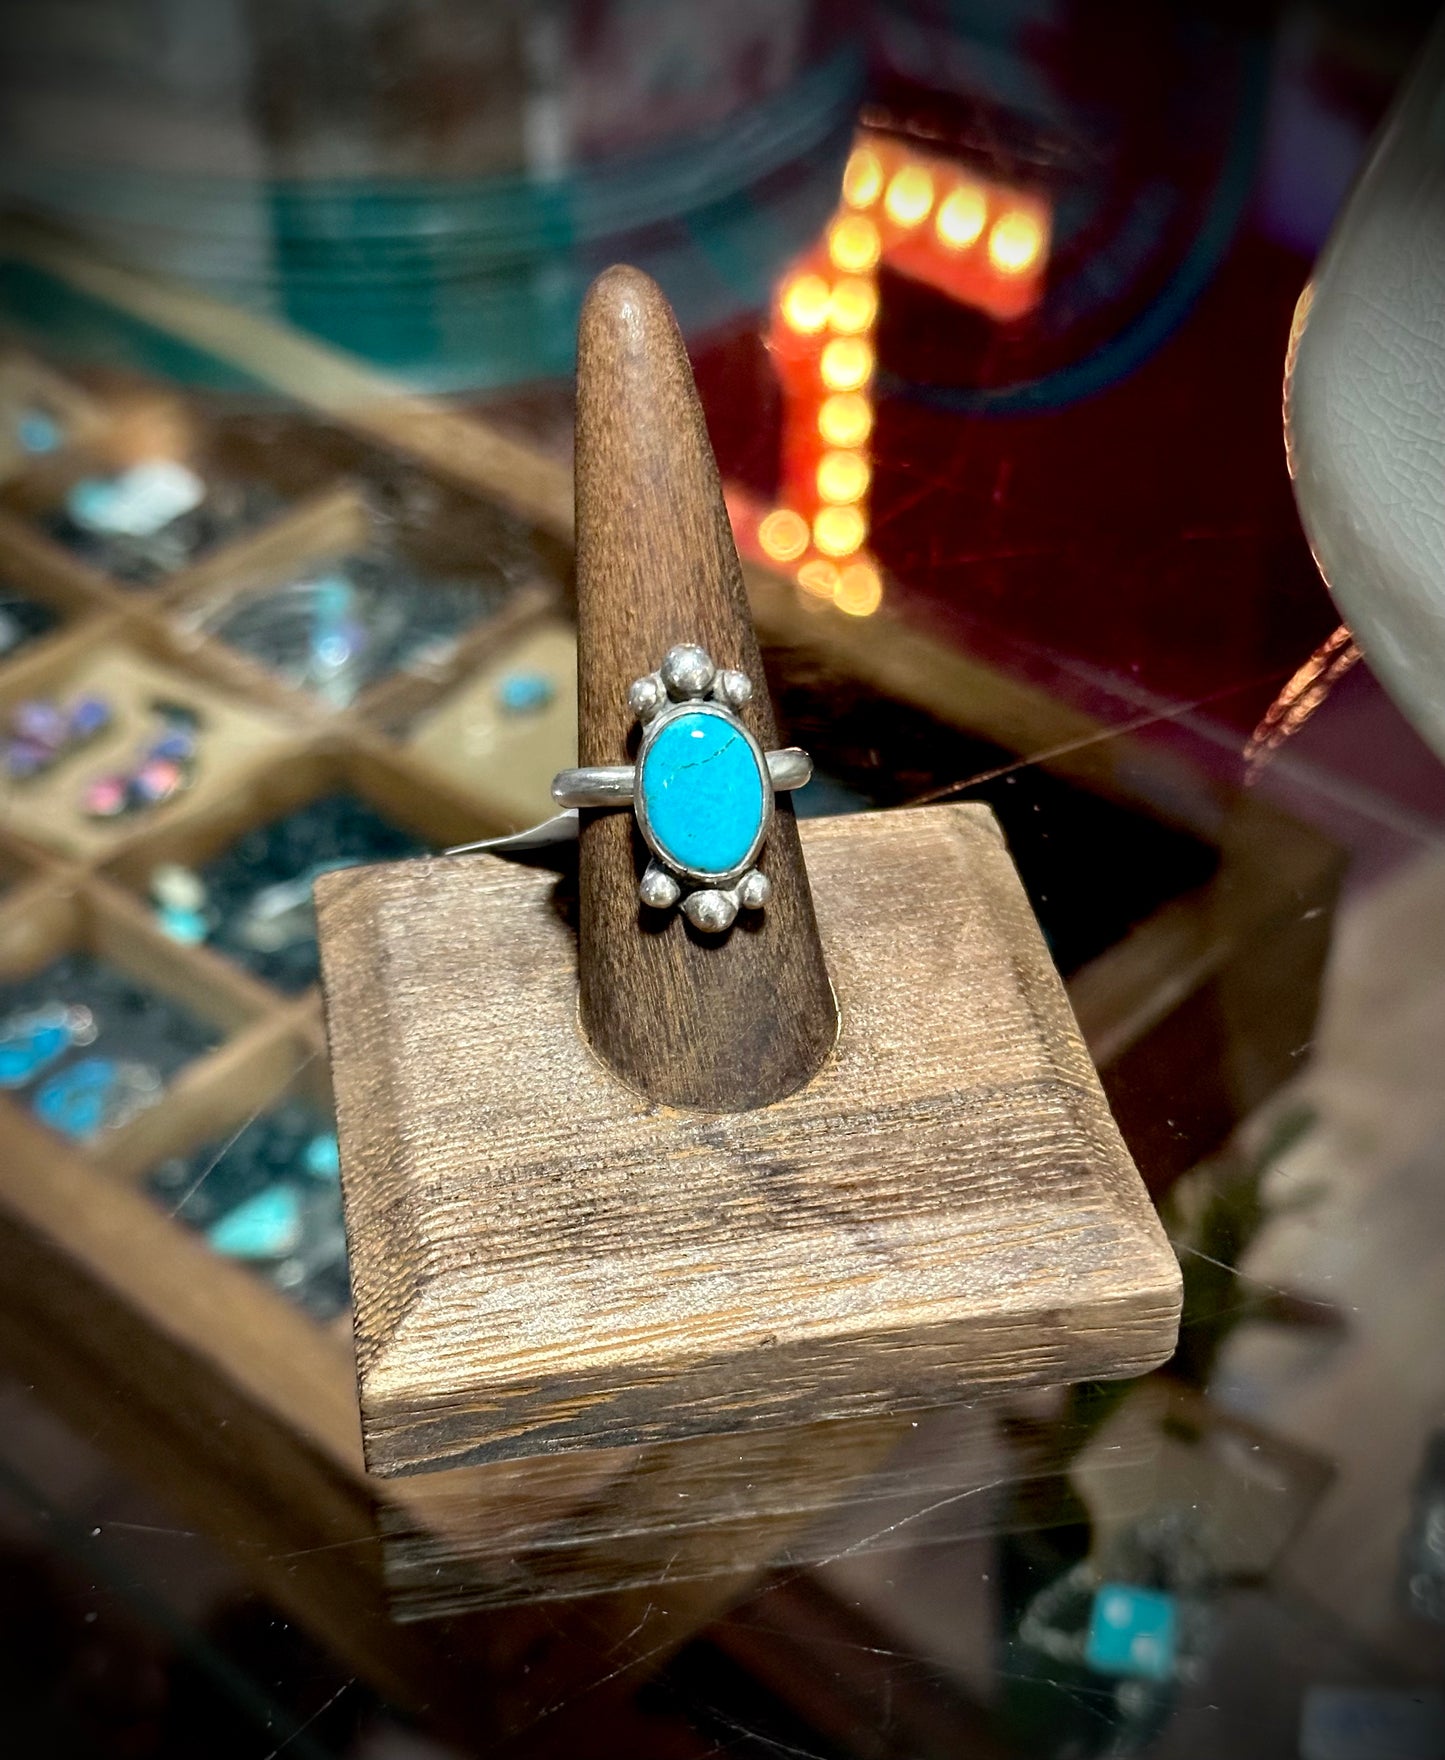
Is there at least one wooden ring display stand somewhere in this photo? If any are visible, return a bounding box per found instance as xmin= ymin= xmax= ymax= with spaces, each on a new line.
xmin=316 ymin=268 xmax=1181 ymax=1478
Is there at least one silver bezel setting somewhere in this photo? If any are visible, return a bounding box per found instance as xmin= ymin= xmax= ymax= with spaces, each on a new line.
xmin=626 ymin=645 xmax=775 ymax=931
xmin=539 ymin=643 xmax=810 ymax=933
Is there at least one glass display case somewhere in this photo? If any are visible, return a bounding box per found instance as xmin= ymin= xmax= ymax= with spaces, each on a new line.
xmin=0 ymin=3 xmax=1440 ymax=1757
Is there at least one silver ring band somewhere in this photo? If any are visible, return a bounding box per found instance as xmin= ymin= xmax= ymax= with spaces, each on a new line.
xmin=552 ymin=745 xmax=812 ymax=809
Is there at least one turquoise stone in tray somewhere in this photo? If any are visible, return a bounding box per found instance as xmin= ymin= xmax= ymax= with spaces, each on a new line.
xmin=640 ymin=708 xmax=767 ymax=878
xmin=208 ymin=1183 xmax=305 ymax=1260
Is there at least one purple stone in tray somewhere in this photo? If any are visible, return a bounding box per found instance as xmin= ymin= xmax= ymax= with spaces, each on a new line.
xmin=4 ymin=738 xmax=53 ymax=780
xmin=68 ymin=696 xmax=112 ymax=740
xmin=13 ymin=700 xmax=67 ymax=748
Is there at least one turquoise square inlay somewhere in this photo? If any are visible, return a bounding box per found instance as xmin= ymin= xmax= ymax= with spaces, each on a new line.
xmin=639 ymin=708 xmax=767 ymax=879
xmin=1084 ymin=1582 xmax=1177 ymax=1681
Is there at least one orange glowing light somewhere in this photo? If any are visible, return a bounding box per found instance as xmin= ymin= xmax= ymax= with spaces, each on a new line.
xmin=828 ymin=214 xmax=881 ymax=273
xmin=796 ymin=559 xmax=840 ymax=600
xmin=936 ymin=183 xmax=987 ymax=250
xmin=988 ymin=210 xmax=1045 ymax=274
xmin=816 ymin=449 xmax=870 ymax=504
xmin=818 ymin=393 xmax=873 ymax=448
xmin=884 ymin=164 xmax=934 ymax=228
xmin=828 ymin=275 xmax=877 ymax=335
xmin=834 ymin=561 xmax=883 ymax=617
xmin=780 ymin=272 xmax=831 ymax=334
xmin=813 ymin=504 xmax=867 ymax=557
xmin=842 ymin=147 xmax=883 ymax=209
xmin=820 ymin=336 xmax=873 ymax=392
xmin=757 ymin=508 xmax=810 ymax=563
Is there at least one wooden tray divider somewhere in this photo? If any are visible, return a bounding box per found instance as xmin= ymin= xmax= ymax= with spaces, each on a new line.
xmin=0 ymin=1077 xmax=365 ymax=1470
xmin=0 ymin=350 xmax=112 ymax=480
xmin=157 ymin=478 xmax=372 ymax=608
xmin=0 ymin=819 xmax=68 ymax=892
xmin=0 ymin=609 xmax=126 ymax=699
xmin=0 ymin=508 xmax=122 ymax=625
xmin=155 ymin=477 xmax=569 ymax=740
xmin=83 ymin=863 xmax=298 ymax=1020
xmin=0 ymin=879 xmax=276 ymax=1174
xmin=0 ymin=609 xmax=302 ymax=818
xmin=97 ymin=730 xmax=509 ymax=993
xmin=355 ymin=576 xmax=563 ymax=735
xmin=97 ymin=1016 xmax=325 ymax=1188
xmin=0 ymin=876 xmax=266 ymax=1030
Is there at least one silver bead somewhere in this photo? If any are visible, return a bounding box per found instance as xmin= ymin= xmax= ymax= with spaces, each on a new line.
xmin=661 ymin=644 xmax=715 ymax=700
xmin=682 ymin=889 xmax=737 ymax=933
xmin=737 ymin=869 xmax=771 ymax=910
xmin=628 ymin=674 xmax=664 ymax=720
xmin=714 ymin=668 xmax=753 ymax=708
xmin=639 ymin=863 xmax=681 ymax=909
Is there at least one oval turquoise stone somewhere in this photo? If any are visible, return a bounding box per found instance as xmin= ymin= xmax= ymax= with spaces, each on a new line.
xmin=640 ymin=709 xmax=766 ymax=877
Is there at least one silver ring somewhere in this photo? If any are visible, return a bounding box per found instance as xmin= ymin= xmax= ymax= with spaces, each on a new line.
xmin=550 ymin=643 xmax=812 ymax=933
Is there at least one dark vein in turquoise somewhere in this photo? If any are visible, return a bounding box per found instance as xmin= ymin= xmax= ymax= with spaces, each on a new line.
xmin=666 ymin=729 xmax=741 ymax=776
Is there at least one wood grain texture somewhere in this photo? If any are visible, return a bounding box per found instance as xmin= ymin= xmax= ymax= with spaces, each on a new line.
xmin=574 ymin=266 xmax=837 ymax=1110
xmin=316 ymin=803 xmax=1182 ymax=1478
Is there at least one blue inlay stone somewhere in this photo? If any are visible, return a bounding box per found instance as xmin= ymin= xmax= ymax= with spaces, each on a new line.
xmin=33 ymin=1056 xmax=160 ymax=1142
xmin=208 ymin=1183 xmax=305 ymax=1260
xmin=156 ymin=904 xmax=209 ymax=945
xmin=0 ymin=1012 xmax=72 ymax=1087
xmin=304 ymin=1131 xmax=341 ymax=1181
xmin=33 ymin=1057 xmax=116 ymax=1138
xmin=1083 ymin=1583 xmax=1177 ymax=1682
xmin=497 ymin=669 xmax=555 ymax=715
xmin=639 ymin=708 xmax=767 ymax=879
xmin=18 ymin=410 xmax=62 ymax=455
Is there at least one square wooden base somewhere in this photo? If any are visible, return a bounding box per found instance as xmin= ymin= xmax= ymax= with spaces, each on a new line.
xmin=317 ymin=804 xmax=1181 ymax=1477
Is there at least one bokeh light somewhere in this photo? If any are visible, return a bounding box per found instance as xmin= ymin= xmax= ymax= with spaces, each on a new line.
xmin=820 ymin=336 xmax=874 ymax=393
xmin=936 ymin=184 xmax=988 ymax=250
xmin=780 ymin=273 xmax=831 ymax=333
xmin=842 ymin=147 xmax=884 ymax=209
xmin=757 ymin=508 xmax=810 ymax=563
xmin=988 ymin=210 xmax=1046 ymax=274
xmin=816 ymin=450 xmax=870 ymax=504
xmin=828 ymin=214 xmax=881 ymax=273
xmin=834 ymin=561 xmax=883 ymax=617
xmin=884 ymin=165 xmax=934 ymax=228
xmin=818 ymin=393 xmax=873 ymax=448
xmin=813 ymin=504 xmax=868 ymax=557
xmin=828 ymin=276 xmax=877 ymax=335
xmin=796 ymin=559 xmax=841 ymax=600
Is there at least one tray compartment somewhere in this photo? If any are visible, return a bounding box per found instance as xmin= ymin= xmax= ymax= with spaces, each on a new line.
xmin=103 ymin=737 xmax=496 ymax=996
xmin=0 ymin=624 xmax=295 ymax=859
